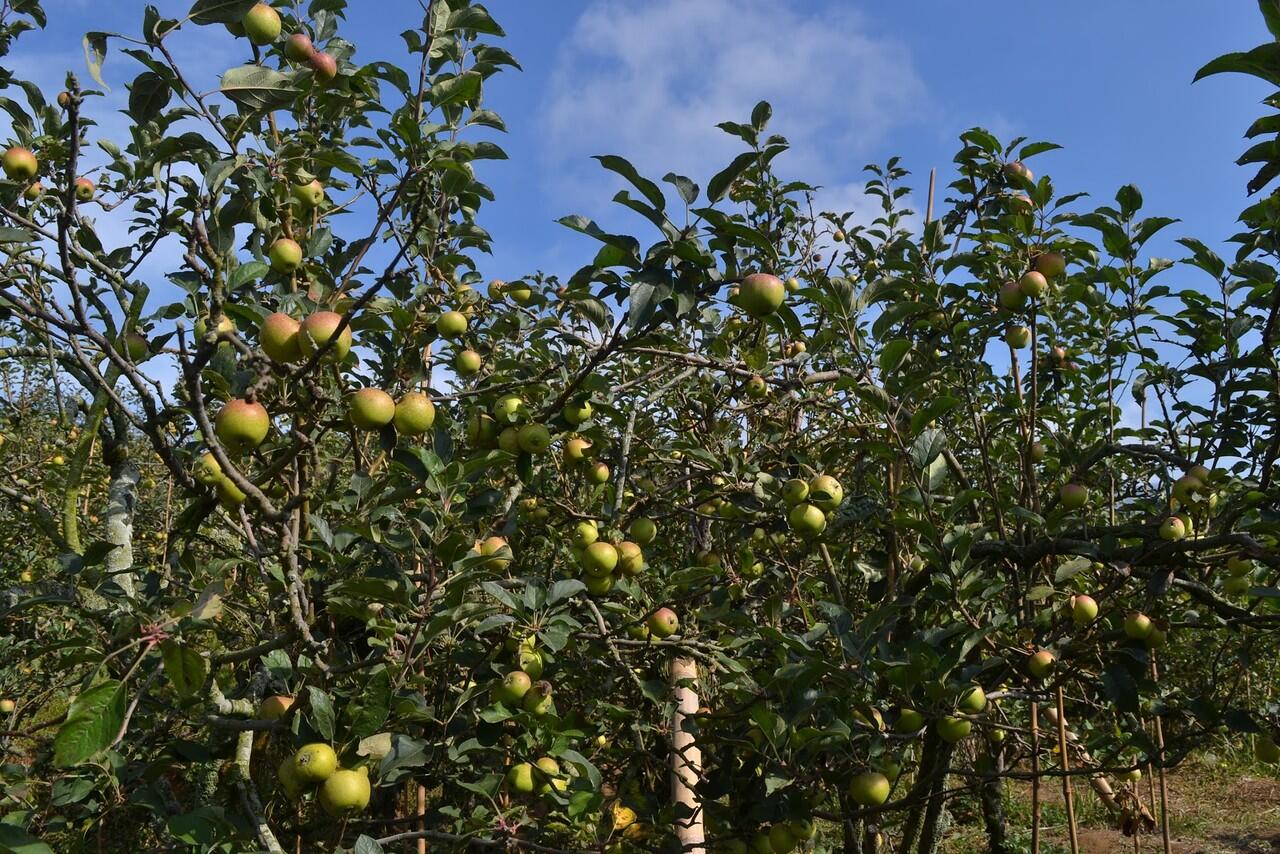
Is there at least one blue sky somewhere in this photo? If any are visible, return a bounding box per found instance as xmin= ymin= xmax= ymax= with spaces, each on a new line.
xmin=7 ymin=1 xmax=1273 ymax=288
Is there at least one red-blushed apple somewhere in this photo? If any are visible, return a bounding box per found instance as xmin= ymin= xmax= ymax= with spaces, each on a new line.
xmin=309 ymin=50 xmax=338 ymax=84
xmin=1028 ymin=649 xmax=1056 ymax=680
xmin=1018 ymin=270 xmax=1048 ymax=298
xmin=299 ymin=311 xmax=352 ymax=361
xmin=586 ymin=461 xmax=610 ymax=485
xmin=1070 ymin=594 xmax=1098 ymax=626
xmin=394 ymin=391 xmax=435 ymax=436
xmin=1004 ymin=160 xmax=1033 ymax=182
xmin=215 ymin=398 xmax=270 ymax=454
xmin=1034 ymin=251 xmax=1066 ymax=278
xmin=998 ymin=280 xmax=1027 ymax=310
xmin=347 ymin=388 xmax=395 ymax=430
xmin=737 ymin=273 xmax=786 ymax=318
xmin=648 ymin=607 xmax=679 ymax=638
xmin=284 ymin=32 xmax=315 ymax=62
xmin=2 ymin=146 xmax=37 ymax=180
xmin=257 ymin=694 xmax=295 ymax=720
xmin=1159 ymin=516 xmax=1186 ymax=541
xmin=1123 ymin=611 xmax=1153 ymax=640
xmin=1059 ymin=482 xmax=1088 ymax=510
xmin=1030 ymin=442 xmax=1048 ymax=462
xmin=478 ymin=535 xmax=511 ymax=569
xmin=259 ymin=312 xmax=301 ymax=362
xmin=0 ymin=699 xmax=14 ymax=714
xmin=73 ymin=177 xmax=95 ymax=201
xmin=268 ymin=237 xmax=302 ymax=273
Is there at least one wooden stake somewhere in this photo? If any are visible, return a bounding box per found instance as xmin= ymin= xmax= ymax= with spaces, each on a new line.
xmin=1030 ymin=699 xmax=1041 ymax=854
xmin=1151 ymin=655 xmax=1172 ymax=854
xmin=925 ymin=167 xmax=937 ymax=226
xmin=1056 ymin=687 xmax=1080 ymax=854
xmin=670 ymin=657 xmax=705 ymax=854
xmin=417 ymin=782 xmax=427 ymax=854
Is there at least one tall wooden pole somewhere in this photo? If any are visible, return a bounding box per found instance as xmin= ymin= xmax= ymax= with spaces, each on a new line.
xmin=1151 ymin=655 xmax=1172 ymax=854
xmin=1055 ymin=687 xmax=1080 ymax=854
xmin=671 ymin=657 xmax=705 ymax=854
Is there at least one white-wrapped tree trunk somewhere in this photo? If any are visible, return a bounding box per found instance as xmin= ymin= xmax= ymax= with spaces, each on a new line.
xmin=670 ymin=656 xmax=705 ymax=854
xmin=104 ymin=460 xmax=139 ymax=597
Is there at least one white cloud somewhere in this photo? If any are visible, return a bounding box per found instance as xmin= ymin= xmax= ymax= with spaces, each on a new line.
xmin=542 ymin=0 xmax=927 ymax=223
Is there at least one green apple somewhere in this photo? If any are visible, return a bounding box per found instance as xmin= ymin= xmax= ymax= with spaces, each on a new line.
xmin=848 ymin=771 xmax=890 ymax=807
xmin=1159 ymin=516 xmax=1186 ymax=541
xmin=1034 ymin=251 xmax=1066 ymax=278
xmin=478 ymin=536 xmax=510 ymax=569
xmin=737 ymin=273 xmax=785 ymax=318
xmin=1059 ymin=482 xmax=1088 ymax=510
xmin=2 ymin=146 xmax=37 ymax=180
xmin=506 ymin=762 xmax=536 ymax=794
xmin=617 ymin=541 xmax=644 ymax=576
xmin=394 ymin=391 xmax=436 ymax=436
xmin=586 ymin=461 xmax=610 ymax=485
xmin=562 ymin=399 xmax=593 ymax=425
xmin=571 ymin=520 xmax=599 ymax=549
xmin=242 ymin=3 xmax=281 ymax=44
xmin=808 ymin=474 xmax=843 ymax=511
xmin=1070 ymin=594 xmax=1098 ymax=626
xmin=494 ymin=670 xmax=532 ymax=706
xmin=522 ymin=681 xmax=553 ymax=716
xmin=268 ymin=237 xmax=303 ymax=273
xmin=437 ymin=310 xmax=468 ymax=339
xmin=895 ymin=708 xmax=925 ymax=733
xmin=581 ymin=541 xmax=618 ymax=577
xmin=767 ymin=824 xmax=796 ymax=854
xmin=935 ymin=715 xmax=972 ymax=743
xmin=745 ymin=375 xmax=768 ymax=399
xmin=318 ymin=768 xmax=371 ymax=815
xmin=1005 ymin=326 xmax=1031 ymax=348
xmin=517 ymin=423 xmax=552 ymax=454
xmin=957 ymin=685 xmax=987 ymax=714
xmin=1028 ymin=649 xmax=1056 ymax=680
xmin=215 ymin=398 xmax=269 ymax=454
xmin=787 ymin=503 xmax=826 ymax=538
xmin=455 ymin=348 xmax=483 ymax=375
xmin=628 ymin=516 xmax=656 ymax=545
xmin=347 ymin=388 xmax=395 ymax=430
xmin=1123 ymin=611 xmax=1152 ymax=640
xmin=291 ymin=178 xmax=324 ymax=208
xmin=1255 ymin=736 xmax=1280 ymax=763
xmin=292 ymin=743 xmax=338 ymax=783
xmin=781 ymin=478 xmax=809 ymax=506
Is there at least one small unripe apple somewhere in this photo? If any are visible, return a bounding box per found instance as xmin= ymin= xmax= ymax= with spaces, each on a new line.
xmin=1034 ymin=251 xmax=1066 ymax=278
xmin=318 ymin=767 xmax=371 ymax=816
xmin=1004 ymin=160 xmax=1033 ymax=182
xmin=73 ymin=177 xmax=95 ymax=201
xmin=505 ymin=281 xmax=534 ymax=305
xmin=808 ymin=474 xmax=843 ymax=511
xmin=1028 ymin=649 xmax=1056 ymax=680
xmin=1123 ymin=611 xmax=1152 ymax=640
xmin=268 ymin=237 xmax=303 ymax=273
xmin=1030 ymin=442 xmax=1048 ymax=462
xmin=394 ymin=391 xmax=435 ymax=436
xmin=196 ymin=314 xmax=235 ymax=340
xmin=617 ymin=541 xmax=644 ymax=576
xmin=517 ymin=423 xmax=552 ymax=454
xmin=2 ymin=146 xmax=37 ymax=180
xmin=737 ymin=273 xmax=786 ymax=318
xmin=1119 ymin=768 xmax=1142 ymax=784
xmin=1159 ymin=516 xmax=1186 ymax=541
xmin=478 ymin=535 xmax=511 ymax=569
xmin=1005 ymin=326 xmax=1031 ymax=348
xmin=117 ymin=331 xmax=149 ymax=362
xmin=581 ymin=541 xmax=618 ymax=577
xmin=785 ymin=276 xmax=801 ymax=292
xmin=309 ymin=50 xmax=338 ymax=84
xmin=648 ymin=607 xmax=679 ymax=638
xmin=437 ymin=310 xmax=467 ymax=339
xmin=0 ymin=699 xmax=15 ymax=714
xmin=494 ymin=670 xmax=532 ymax=706
xmin=1059 ymin=482 xmax=1088 ymax=510
xmin=586 ymin=461 xmax=610 ymax=485
xmin=291 ymin=179 xmax=324 ymax=208
xmin=957 ymin=685 xmax=987 ymax=714
xmin=348 ymin=388 xmax=395 ymax=430
xmin=1018 ymin=270 xmax=1048 ymax=298
xmin=257 ymin=312 xmax=300 ymax=362
xmin=1224 ymin=574 xmax=1251 ymax=596
xmin=769 ymin=823 xmax=797 ymax=854
xmin=298 ymin=311 xmax=352 ymax=362
xmin=215 ymin=398 xmax=269 ymax=454
xmin=284 ymin=32 xmax=315 ymax=62
xmin=848 ymin=771 xmax=890 ymax=806
xmin=1227 ymin=556 xmax=1254 ymax=577
xmin=744 ymin=374 xmax=768 ymax=399
xmin=562 ymin=399 xmax=593 ymax=425
xmin=894 ymin=707 xmax=925 ymax=733
xmin=454 ymin=348 xmax=483 ymax=375
xmin=998 ymin=280 xmax=1026 ymax=310
xmin=23 ymin=181 xmax=42 ymax=200
xmin=782 ymin=478 xmax=809 ymax=506
xmin=522 ymin=681 xmax=554 ymax=716
xmin=242 ymin=3 xmax=282 ymax=44
xmin=292 ymin=743 xmax=338 ymax=783
xmin=1145 ymin=626 xmax=1167 ymax=649
xmin=628 ymin=516 xmax=656 ymax=545
xmin=1070 ymin=594 xmax=1098 ymax=626
xmin=936 ymin=715 xmax=972 ymax=743
xmin=788 ymin=503 xmax=826 ymax=537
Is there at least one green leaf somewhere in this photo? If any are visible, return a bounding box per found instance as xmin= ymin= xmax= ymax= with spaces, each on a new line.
xmin=750 ymin=100 xmax=772 ymax=132
xmin=707 ymin=151 xmax=757 ymax=203
xmin=1262 ymin=0 xmax=1280 ymax=39
xmin=53 ymin=680 xmax=125 ymax=767
xmin=663 ymin=173 xmax=698 ymax=206
xmin=127 ymin=71 xmax=171 ymax=123
xmin=188 ymin=0 xmax=258 ymax=25
xmin=547 ymin=579 xmax=584 ymax=606
xmin=430 ymin=71 xmax=482 ymax=109
xmin=354 ymin=837 xmax=386 ymax=854
xmin=910 ymin=429 xmax=945 ymax=470
xmin=910 ymin=396 xmax=959 ymax=434
xmin=0 ymin=227 xmax=35 ymax=243
xmin=349 ymin=666 xmax=391 ymax=738
xmin=219 ymin=65 xmax=299 ymax=111
xmin=0 ymin=825 xmax=54 ymax=854
xmin=161 ymin=641 xmax=208 ymax=700
xmin=307 ymin=686 xmax=335 ymax=741
xmin=1194 ymin=42 xmax=1280 ymax=86
xmin=594 ymin=155 xmax=666 ymax=212
xmin=83 ymin=32 xmax=109 ymax=90
xmin=445 ymin=6 xmax=504 ymax=36
xmin=878 ymin=338 xmax=912 ymax=373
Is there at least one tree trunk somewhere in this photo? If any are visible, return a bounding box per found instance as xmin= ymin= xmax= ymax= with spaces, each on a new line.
xmin=105 ymin=459 xmax=139 ymax=597
xmin=896 ymin=727 xmax=940 ymax=854
xmin=915 ymin=742 xmax=953 ymax=854
xmin=670 ymin=656 xmax=704 ymax=854
xmin=979 ymin=742 xmax=1009 ymax=854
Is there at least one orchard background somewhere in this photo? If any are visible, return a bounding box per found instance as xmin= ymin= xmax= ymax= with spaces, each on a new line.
xmin=2 ymin=1 xmax=1280 ymax=852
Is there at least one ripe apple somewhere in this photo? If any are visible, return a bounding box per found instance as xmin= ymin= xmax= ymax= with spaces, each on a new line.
xmin=1018 ymin=270 xmax=1048 ymax=298
xmin=494 ymin=670 xmax=532 ymax=706
xmin=808 ymin=474 xmax=843 ymax=511
xmin=894 ymin=707 xmax=925 ymax=733
xmin=957 ymin=685 xmax=987 ymax=714
xmin=506 ymin=762 xmax=536 ymax=793
xmin=0 ymin=699 xmax=14 ymax=714
xmin=215 ymin=398 xmax=269 ymax=454
xmin=455 ymin=348 xmax=483 ymax=375
xmin=629 ymin=516 xmax=656 ymax=545
xmin=564 ymin=437 xmax=592 ymax=464
xmin=243 ymin=3 xmax=281 ymax=44
xmin=1070 ymin=594 xmax=1098 ymax=626
xmin=745 ymin=375 xmax=767 ymax=399
xmin=284 ymin=32 xmax=314 ymax=62
xmin=737 ymin=273 xmax=786 ymax=318
xmin=347 ymin=388 xmax=395 ymax=430
xmin=478 ymin=536 xmax=511 ymax=569
xmin=788 ymin=503 xmax=826 ymax=538
xmin=768 ymin=824 xmax=797 ymax=854
xmin=1004 ymin=160 xmax=1033 ymax=182
xmin=1123 ymin=611 xmax=1152 ymax=640
xmin=268 ymin=237 xmax=303 ymax=273
xmin=1255 ymin=736 xmax=1280 ymax=763
xmin=998 ymin=281 xmax=1026 ymax=310
xmin=318 ymin=767 xmax=370 ymax=815
xmin=259 ymin=312 xmax=301 ymax=362
xmin=291 ymin=179 xmax=324 ymax=208
xmin=848 ymin=771 xmax=890 ymax=807
xmin=1034 ymin=251 xmax=1066 ymax=278
xmin=648 ymin=607 xmax=679 ymax=638
xmin=1005 ymin=326 xmax=1031 ymax=348
xmin=292 ymin=742 xmax=338 ymax=783
xmin=1059 ymin=482 xmax=1088 ymax=510
xmin=1159 ymin=516 xmax=1186 ymax=541
xmin=394 ymin=391 xmax=435 ymax=436
xmin=562 ymin=399 xmax=593 ymax=425
xmin=572 ymin=520 xmax=599 ymax=548
xmin=2 ymin=146 xmax=37 ymax=180
xmin=257 ymin=694 xmax=294 ymax=720
xmin=309 ymin=50 xmax=338 ymax=84
xmin=73 ymin=177 xmax=95 ymax=201
xmin=517 ymin=423 xmax=552 ymax=454
xmin=781 ymin=478 xmax=809 ymax=506
xmin=617 ymin=541 xmax=644 ymax=576
xmin=1010 ymin=192 xmax=1034 ymax=212
xmin=586 ymin=461 xmax=610 ymax=485
xmin=1028 ymin=649 xmax=1056 ymax=680
xmin=581 ymin=541 xmax=619 ymax=577
xmin=935 ymin=715 xmax=972 ymax=743
xmin=522 ymin=681 xmax=554 ymax=715
xmin=299 ymin=311 xmax=352 ymax=361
